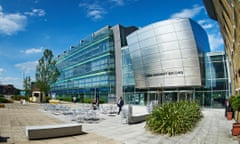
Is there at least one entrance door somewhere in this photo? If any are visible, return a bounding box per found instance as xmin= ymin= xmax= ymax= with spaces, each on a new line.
xmin=147 ymin=92 xmax=161 ymax=105
xmin=178 ymin=93 xmax=186 ymax=101
xmin=177 ymin=92 xmax=194 ymax=102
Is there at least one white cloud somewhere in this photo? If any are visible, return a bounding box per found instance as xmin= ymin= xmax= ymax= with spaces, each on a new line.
xmin=198 ymin=19 xmax=213 ymax=29
xmin=79 ymin=2 xmax=106 ymax=20
xmin=22 ymin=48 xmax=43 ymax=54
xmin=110 ymin=0 xmax=125 ymax=6
xmin=170 ymin=4 xmax=224 ymax=52
xmin=0 ymin=76 xmax=20 ymax=88
xmin=24 ymin=9 xmax=46 ymax=17
xmin=88 ymin=9 xmax=105 ymax=20
xmin=170 ymin=5 xmax=204 ymax=19
xmin=15 ymin=61 xmax=38 ymax=73
xmin=208 ymin=32 xmax=224 ymax=51
xmin=0 ymin=5 xmax=27 ymax=35
xmin=0 ymin=68 xmax=3 ymax=75
xmin=79 ymin=0 xmax=138 ymax=20
xmin=197 ymin=19 xmax=224 ymax=51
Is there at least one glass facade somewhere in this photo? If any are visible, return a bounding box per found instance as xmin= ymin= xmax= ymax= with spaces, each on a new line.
xmin=122 ymin=46 xmax=135 ymax=87
xmin=196 ymin=52 xmax=230 ymax=108
xmin=122 ymin=46 xmax=138 ymax=104
xmin=51 ymin=25 xmax=138 ymax=103
xmin=51 ymin=26 xmax=116 ymax=102
xmin=51 ymin=19 xmax=230 ymax=108
xmin=123 ymin=19 xmax=229 ymax=108
xmin=122 ymin=48 xmax=230 ymax=108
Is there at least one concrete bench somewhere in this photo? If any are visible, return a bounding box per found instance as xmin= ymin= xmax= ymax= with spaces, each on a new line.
xmin=127 ymin=105 xmax=150 ymax=124
xmin=128 ymin=114 xmax=149 ymax=124
xmin=26 ymin=123 xmax=82 ymax=140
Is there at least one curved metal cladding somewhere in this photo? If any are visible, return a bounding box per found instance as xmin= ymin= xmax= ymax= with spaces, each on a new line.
xmin=126 ymin=18 xmax=210 ymax=89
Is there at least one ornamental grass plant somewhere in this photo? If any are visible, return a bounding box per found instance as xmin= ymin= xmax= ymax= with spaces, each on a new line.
xmin=145 ymin=101 xmax=203 ymax=136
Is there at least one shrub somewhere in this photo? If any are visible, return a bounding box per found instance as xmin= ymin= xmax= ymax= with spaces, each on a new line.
xmin=83 ymin=98 xmax=104 ymax=104
xmin=231 ymin=95 xmax=240 ymax=111
xmin=56 ymin=97 xmax=72 ymax=102
xmin=0 ymin=97 xmax=13 ymax=103
xmin=145 ymin=101 xmax=203 ymax=136
xmin=11 ymin=95 xmax=29 ymax=101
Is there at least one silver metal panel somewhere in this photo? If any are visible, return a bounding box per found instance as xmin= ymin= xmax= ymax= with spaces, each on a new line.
xmin=158 ymin=41 xmax=179 ymax=52
xmin=154 ymin=25 xmax=174 ymax=35
xmin=137 ymin=30 xmax=155 ymax=40
xmin=127 ymin=19 xmax=205 ymax=88
xmin=139 ymin=37 xmax=157 ymax=48
xmin=141 ymin=45 xmax=159 ymax=55
xmin=182 ymin=59 xmax=199 ymax=67
xmin=173 ymin=20 xmax=191 ymax=31
xmin=176 ymin=30 xmax=194 ymax=40
xmin=136 ymin=81 xmax=146 ymax=88
xmin=184 ymin=68 xmax=201 ymax=76
xmin=180 ymin=48 xmax=198 ymax=58
xmin=156 ymin=33 xmax=177 ymax=43
xmin=178 ymin=39 xmax=196 ymax=48
xmin=161 ymin=60 xmax=183 ymax=69
xmin=160 ymin=50 xmax=182 ymax=61
xmin=127 ymin=33 xmax=138 ymax=45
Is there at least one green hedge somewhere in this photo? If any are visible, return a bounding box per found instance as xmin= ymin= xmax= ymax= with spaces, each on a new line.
xmin=83 ymin=98 xmax=104 ymax=104
xmin=11 ymin=95 xmax=29 ymax=101
xmin=56 ymin=97 xmax=104 ymax=104
xmin=145 ymin=101 xmax=203 ymax=136
xmin=0 ymin=97 xmax=13 ymax=103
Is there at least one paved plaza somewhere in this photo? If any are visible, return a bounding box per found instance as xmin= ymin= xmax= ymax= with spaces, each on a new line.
xmin=0 ymin=102 xmax=239 ymax=144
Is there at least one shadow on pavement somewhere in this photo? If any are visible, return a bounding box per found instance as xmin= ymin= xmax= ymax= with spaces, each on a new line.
xmin=0 ymin=136 xmax=10 ymax=143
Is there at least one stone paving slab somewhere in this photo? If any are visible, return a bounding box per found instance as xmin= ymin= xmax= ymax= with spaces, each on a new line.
xmin=1 ymin=102 xmax=240 ymax=144
xmin=0 ymin=102 xmax=121 ymax=144
xmin=78 ymin=106 xmax=239 ymax=144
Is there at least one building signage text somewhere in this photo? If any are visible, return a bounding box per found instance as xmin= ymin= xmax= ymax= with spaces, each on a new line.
xmin=145 ymin=71 xmax=184 ymax=77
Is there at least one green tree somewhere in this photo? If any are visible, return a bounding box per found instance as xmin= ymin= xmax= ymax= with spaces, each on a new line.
xmin=23 ymin=76 xmax=31 ymax=100
xmin=35 ymin=49 xmax=60 ymax=102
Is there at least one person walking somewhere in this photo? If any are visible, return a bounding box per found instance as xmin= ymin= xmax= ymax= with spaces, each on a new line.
xmin=117 ymin=97 xmax=124 ymax=115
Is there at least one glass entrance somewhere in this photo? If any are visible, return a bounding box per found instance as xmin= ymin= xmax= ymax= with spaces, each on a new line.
xmin=178 ymin=92 xmax=193 ymax=102
xmin=147 ymin=92 xmax=161 ymax=105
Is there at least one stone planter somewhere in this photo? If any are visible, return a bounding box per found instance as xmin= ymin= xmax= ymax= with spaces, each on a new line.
xmin=0 ymin=103 xmax=5 ymax=108
xmin=232 ymin=123 xmax=240 ymax=136
xmin=227 ymin=112 xmax=233 ymax=120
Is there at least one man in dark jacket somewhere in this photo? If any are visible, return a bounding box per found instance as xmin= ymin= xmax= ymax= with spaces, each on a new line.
xmin=117 ymin=97 xmax=124 ymax=115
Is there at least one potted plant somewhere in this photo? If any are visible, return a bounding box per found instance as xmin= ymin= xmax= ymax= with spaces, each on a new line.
xmin=230 ymin=95 xmax=240 ymax=136
xmin=226 ymin=96 xmax=234 ymax=120
xmin=0 ymin=103 xmax=5 ymax=108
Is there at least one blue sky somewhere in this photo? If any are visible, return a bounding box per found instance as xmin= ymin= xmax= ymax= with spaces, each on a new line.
xmin=0 ymin=0 xmax=223 ymax=89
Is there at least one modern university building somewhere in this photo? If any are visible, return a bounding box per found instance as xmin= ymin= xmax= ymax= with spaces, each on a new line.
xmin=51 ymin=18 xmax=230 ymax=108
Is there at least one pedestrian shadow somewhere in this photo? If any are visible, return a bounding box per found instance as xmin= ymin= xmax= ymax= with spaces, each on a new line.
xmin=0 ymin=136 xmax=10 ymax=143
